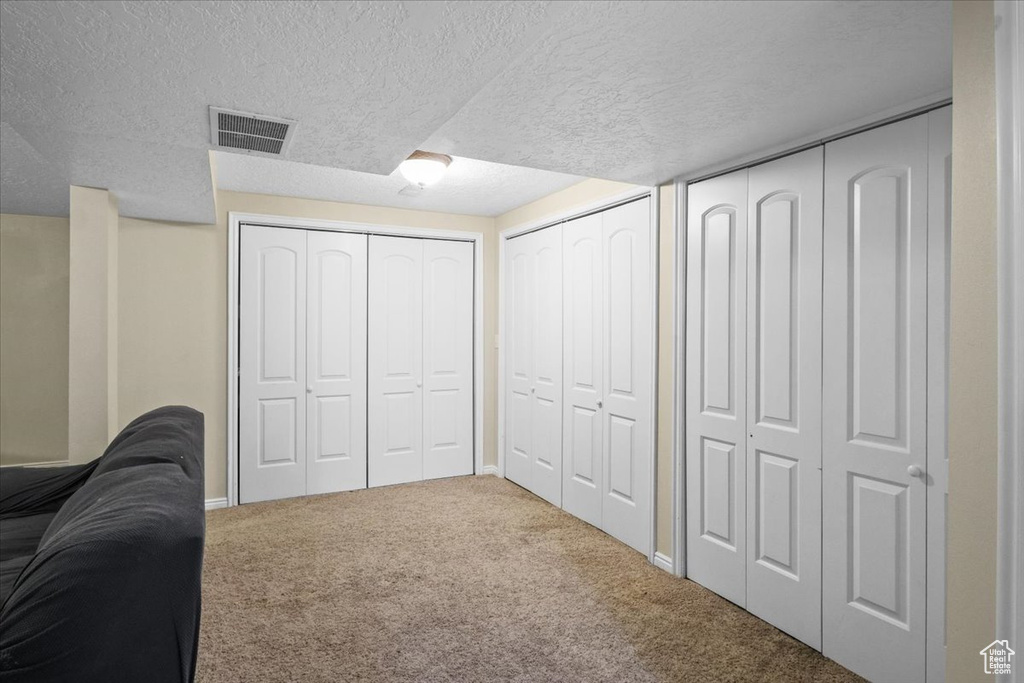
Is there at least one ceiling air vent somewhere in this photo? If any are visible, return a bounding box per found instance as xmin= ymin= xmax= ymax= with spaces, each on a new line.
xmin=209 ymin=107 xmax=296 ymax=155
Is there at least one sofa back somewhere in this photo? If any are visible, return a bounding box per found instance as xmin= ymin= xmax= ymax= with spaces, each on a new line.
xmin=0 ymin=406 xmax=205 ymax=683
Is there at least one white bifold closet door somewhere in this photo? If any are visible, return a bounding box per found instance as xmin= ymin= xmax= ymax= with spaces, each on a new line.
xmin=685 ymin=147 xmax=823 ymax=648
xmin=368 ymin=236 xmax=474 ymax=488
xmin=685 ymin=169 xmax=749 ymax=605
xmin=504 ymin=226 xmax=563 ymax=506
xmin=239 ymin=226 xmax=368 ymax=504
xmin=562 ymin=198 xmax=653 ymax=555
xmin=821 ymin=112 xmax=931 ymax=683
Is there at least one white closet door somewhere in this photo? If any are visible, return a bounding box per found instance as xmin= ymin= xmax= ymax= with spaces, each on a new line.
xmin=529 ymin=226 xmax=563 ymax=506
xmin=368 ymin=236 xmax=424 ymax=487
xmin=822 ymin=115 xmax=929 ymax=683
xmin=686 ymin=169 xmax=749 ymax=606
xmin=744 ymin=148 xmax=823 ymax=649
xmin=601 ymin=198 xmax=653 ymax=555
xmin=422 ymin=239 xmax=474 ymax=480
xmin=239 ymin=225 xmax=307 ymax=504
xmin=505 ymin=233 xmax=534 ymax=491
xmin=562 ymin=213 xmax=604 ymax=528
xmin=926 ymin=105 xmax=951 ymax=683
xmin=306 ymin=231 xmax=367 ymax=495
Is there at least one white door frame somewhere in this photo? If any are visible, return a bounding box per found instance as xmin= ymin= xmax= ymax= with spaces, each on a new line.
xmin=227 ymin=211 xmax=484 ymax=508
xmin=497 ymin=185 xmax=660 ymax=564
xmin=995 ymin=0 xmax=1024 ymax=674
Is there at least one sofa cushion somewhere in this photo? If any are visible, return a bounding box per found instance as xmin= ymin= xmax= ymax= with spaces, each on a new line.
xmin=0 ymin=556 xmax=31 ymax=606
xmin=0 ymin=513 xmax=56 ymax=564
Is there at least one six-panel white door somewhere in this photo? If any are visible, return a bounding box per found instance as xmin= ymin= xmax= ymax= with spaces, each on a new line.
xmin=504 ymin=226 xmax=563 ymax=506
xmin=562 ymin=213 xmax=604 ymax=528
xmin=744 ymin=148 xmax=823 ymax=649
xmin=239 ymin=225 xmax=308 ymax=504
xmin=686 ymin=169 xmax=749 ymax=606
xmin=822 ymin=114 xmax=930 ymax=683
xmin=600 ymin=198 xmax=653 ymax=555
xmin=368 ymin=236 xmax=425 ymax=487
xmin=505 ymin=234 xmax=535 ymax=492
xmin=422 ymin=239 xmax=475 ymax=480
xmin=306 ymin=230 xmax=368 ymax=495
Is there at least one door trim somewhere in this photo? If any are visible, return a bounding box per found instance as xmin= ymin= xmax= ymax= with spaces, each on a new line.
xmin=227 ymin=212 xmax=484 ymax=508
xmin=497 ymin=185 xmax=659 ymax=564
xmin=996 ymin=0 xmax=1024 ymax=675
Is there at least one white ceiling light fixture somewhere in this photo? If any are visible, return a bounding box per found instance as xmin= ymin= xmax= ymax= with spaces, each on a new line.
xmin=399 ymin=150 xmax=452 ymax=188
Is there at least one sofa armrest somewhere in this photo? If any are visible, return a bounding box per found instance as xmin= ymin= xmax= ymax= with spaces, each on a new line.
xmin=0 ymin=462 xmax=98 ymax=520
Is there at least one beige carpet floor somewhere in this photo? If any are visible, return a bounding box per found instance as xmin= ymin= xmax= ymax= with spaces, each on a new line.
xmin=198 ymin=476 xmax=862 ymax=683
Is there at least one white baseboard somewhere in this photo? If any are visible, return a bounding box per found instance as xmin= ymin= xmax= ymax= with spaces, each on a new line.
xmin=653 ymin=551 xmax=674 ymax=574
xmin=205 ymin=497 xmax=228 ymax=510
xmin=0 ymin=459 xmax=70 ymax=468
xmin=481 ymin=465 xmax=499 ymax=476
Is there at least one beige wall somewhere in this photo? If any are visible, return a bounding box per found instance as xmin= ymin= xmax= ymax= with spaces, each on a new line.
xmin=117 ymin=191 xmax=497 ymax=500
xmin=0 ymin=214 xmax=70 ymax=466
xmin=68 ymin=186 xmax=119 ymax=464
xmin=948 ymin=1 xmax=999 ymax=679
xmin=494 ymin=178 xmax=677 ymax=557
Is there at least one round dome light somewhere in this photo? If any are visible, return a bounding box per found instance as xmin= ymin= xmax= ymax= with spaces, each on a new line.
xmin=399 ymin=150 xmax=452 ymax=188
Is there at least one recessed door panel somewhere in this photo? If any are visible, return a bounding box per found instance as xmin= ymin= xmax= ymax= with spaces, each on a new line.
xmin=686 ymin=170 xmax=748 ymax=606
xmin=562 ymin=214 xmax=603 ymax=527
xmin=240 ymin=225 xmax=307 ymax=503
xmin=745 ymin=147 xmax=823 ymax=649
xmin=369 ymin=236 xmax=423 ymax=487
xmin=259 ymin=398 xmax=297 ymax=465
xmin=306 ymin=230 xmax=367 ymax=495
xmin=701 ymin=438 xmax=736 ymax=548
xmin=601 ymin=198 xmax=652 ymax=555
xmin=702 ymin=209 xmax=736 ymax=416
xmin=422 ymin=240 xmax=474 ymax=480
xmin=823 ymin=114 xmax=928 ymax=683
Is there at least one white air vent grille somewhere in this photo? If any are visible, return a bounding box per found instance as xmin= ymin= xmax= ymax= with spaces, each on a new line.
xmin=209 ymin=107 xmax=296 ymax=156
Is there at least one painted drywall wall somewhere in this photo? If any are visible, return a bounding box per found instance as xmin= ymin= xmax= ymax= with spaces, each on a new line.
xmin=118 ymin=191 xmax=496 ymax=501
xmin=0 ymin=214 xmax=69 ymax=466
xmin=494 ymin=178 xmax=677 ymax=558
xmin=68 ymin=186 xmax=119 ymax=464
xmin=948 ymin=1 xmax=999 ymax=680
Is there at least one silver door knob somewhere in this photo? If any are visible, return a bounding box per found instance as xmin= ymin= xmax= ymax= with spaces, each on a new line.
xmin=306 ymin=386 xmax=313 ymax=394
xmin=416 ymin=381 xmax=422 ymax=388
xmin=530 ymin=387 xmax=536 ymax=394
xmin=907 ymin=465 xmax=923 ymax=478
xmin=596 ymin=400 xmax=603 ymax=408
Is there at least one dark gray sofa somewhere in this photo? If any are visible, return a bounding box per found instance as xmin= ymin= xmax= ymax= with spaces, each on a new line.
xmin=0 ymin=406 xmax=205 ymax=683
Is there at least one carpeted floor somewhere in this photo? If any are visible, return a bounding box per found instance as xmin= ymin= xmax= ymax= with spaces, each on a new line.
xmin=198 ymin=476 xmax=862 ymax=683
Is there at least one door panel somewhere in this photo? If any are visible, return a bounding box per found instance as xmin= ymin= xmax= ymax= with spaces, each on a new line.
xmin=505 ymin=236 xmax=534 ymax=490
xmin=601 ymin=198 xmax=652 ymax=555
xmin=422 ymin=239 xmax=474 ymax=480
xmin=686 ymin=170 xmax=748 ymax=606
xmin=822 ymin=114 xmax=928 ymax=683
xmin=745 ymin=148 xmax=823 ymax=649
xmin=306 ymin=231 xmax=367 ymax=495
xmin=368 ymin=236 xmax=423 ymax=487
xmin=240 ymin=225 xmax=307 ymax=503
xmin=562 ymin=214 xmax=604 ymax=527
xmin=530 ymin=227 xmax=563 ymax=506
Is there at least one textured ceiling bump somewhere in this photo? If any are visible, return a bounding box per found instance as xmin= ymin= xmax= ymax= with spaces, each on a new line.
xmin=213 ymin=151 xmax=584 ymax=218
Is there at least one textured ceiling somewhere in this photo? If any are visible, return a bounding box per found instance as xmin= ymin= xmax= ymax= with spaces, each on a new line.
xmin=423 ymin=0 xmax=953 ymax=185
xmin=0 ymin=0 xmax=951 ymax=223
xmin=214 ymin=151 xmax=583 ymax=217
